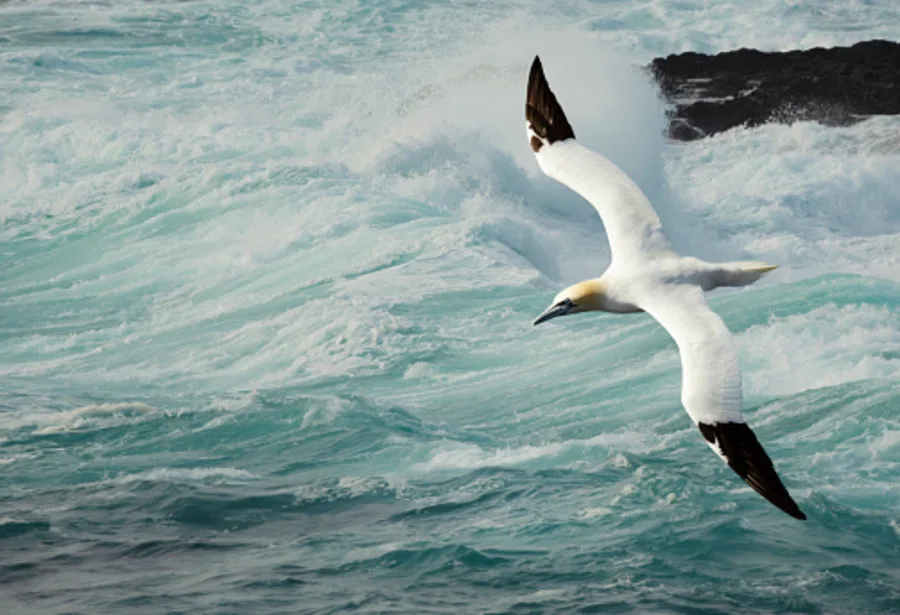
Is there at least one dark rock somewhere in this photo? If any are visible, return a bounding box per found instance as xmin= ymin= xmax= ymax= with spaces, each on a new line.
xmin=649 ymin=39 xmax=900 ymax=141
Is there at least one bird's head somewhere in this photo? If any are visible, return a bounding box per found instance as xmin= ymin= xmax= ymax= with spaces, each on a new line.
xmin=533 ymin=279 xmax=607 ymax=325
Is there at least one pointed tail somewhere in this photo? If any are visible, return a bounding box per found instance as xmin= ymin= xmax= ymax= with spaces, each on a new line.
xmin=703 ymin=261 xmax=778 ymax=290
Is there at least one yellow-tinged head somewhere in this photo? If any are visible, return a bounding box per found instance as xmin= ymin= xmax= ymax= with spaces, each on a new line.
xmin=533 ymin=279 xmax=607 ymax=325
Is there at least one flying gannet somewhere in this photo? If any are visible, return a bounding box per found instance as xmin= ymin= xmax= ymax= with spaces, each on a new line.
xmin=527 ymin=56 xmax=806 ymax=520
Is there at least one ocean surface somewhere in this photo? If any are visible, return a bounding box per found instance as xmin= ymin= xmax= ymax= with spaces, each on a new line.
xmin=2 ymin=1 xmax=899 ymax=613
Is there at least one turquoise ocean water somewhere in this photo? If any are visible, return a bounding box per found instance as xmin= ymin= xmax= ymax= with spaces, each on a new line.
xmin=2 ymin=1 xmax=899 ymax=612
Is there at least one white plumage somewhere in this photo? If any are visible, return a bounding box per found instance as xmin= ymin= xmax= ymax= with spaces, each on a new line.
xmin=530 ymin=138 xmax=672 ymax=263
xmin=527 ymin=56 xmax=806 ymax=520
xmin=636 ymin=285 xmax=744 ymax=428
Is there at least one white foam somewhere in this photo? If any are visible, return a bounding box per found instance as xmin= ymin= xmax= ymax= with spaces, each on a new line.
xmin=2 ymin=3 xmax=898 ymax=408
xmin=575 ymin=507 xmax=614 ymax=520
xmin=873 ymin=430 xmax=900 ymax=457
xmin=402 ymin=362 xmax=439 ymax=380
xmin=66 ymin=402 xmax=156 ymax=419
xmin=416 ymin=441 xmax=566 ymax=472
xmin=20 ymin=402 xmax=159 ymax=435
xmin=740 ymin=303 xmax=900 ymax=397
xmin=0 ymin=451 xmax=41 ymax=466
xmin=300 ymin=396 xmax=348 ymax=430
xmin=114 ymin=467 xmax=257 ymax=484
xmin=521 ymin=588 xmax=567 ymax=602
xmin=667 ymin=118 xmax=900 ymax=281
xmin=293 ymin=476 xmax=405 ymax=504
xmin=415 ymin=429 xmax=668 ymax=473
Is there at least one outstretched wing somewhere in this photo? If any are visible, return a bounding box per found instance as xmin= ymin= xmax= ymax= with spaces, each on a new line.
xmin=526 ymin=56 xmax=670 ymax=264
xmin=636 ymin=284 xmax=807 ymax=520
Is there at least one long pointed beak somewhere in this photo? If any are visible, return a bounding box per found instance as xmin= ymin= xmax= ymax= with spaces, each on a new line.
xmin=533 ymin=301 xmax=572 ymax=326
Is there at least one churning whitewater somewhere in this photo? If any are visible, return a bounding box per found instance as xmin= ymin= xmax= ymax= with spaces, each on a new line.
xmin=1 ymin=1 xmax=899 ymax=614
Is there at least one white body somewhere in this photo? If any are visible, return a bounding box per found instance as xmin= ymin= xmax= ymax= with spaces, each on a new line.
xmin=532 ymin=137 xmax=767 ymax=428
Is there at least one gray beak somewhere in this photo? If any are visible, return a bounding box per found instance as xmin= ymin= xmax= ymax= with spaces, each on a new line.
xmin=533 ymin=299 xmax=573 ymax=326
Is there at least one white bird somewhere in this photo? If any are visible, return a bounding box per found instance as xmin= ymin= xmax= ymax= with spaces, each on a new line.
xmin=527 ymin=56 xmax=806 ymax=520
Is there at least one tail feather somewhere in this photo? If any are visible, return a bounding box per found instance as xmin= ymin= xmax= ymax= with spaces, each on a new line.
xmin=703 ymin=261 xmax=778 ymax=290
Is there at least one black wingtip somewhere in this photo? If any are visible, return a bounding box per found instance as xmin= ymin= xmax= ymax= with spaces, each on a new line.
xmin=527 ymin=56 xmax=540 ymax=88
xmin=699 ymin=422 xmax=807 ymax=521
xmin=526 ymin=55 xmax=575 ymax=152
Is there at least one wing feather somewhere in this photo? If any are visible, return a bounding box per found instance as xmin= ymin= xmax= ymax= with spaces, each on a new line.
xmin=637 ymin=285 xmax=743 ymax=426
xmin=525 ymin=56 xmax=670 ymax=263
xmin=638 ymin=285 xmax=806 ymax=520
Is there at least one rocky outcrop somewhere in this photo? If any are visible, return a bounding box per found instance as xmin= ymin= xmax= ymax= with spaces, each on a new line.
xmin=650 ymin=39 xmax=900 ymax=141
